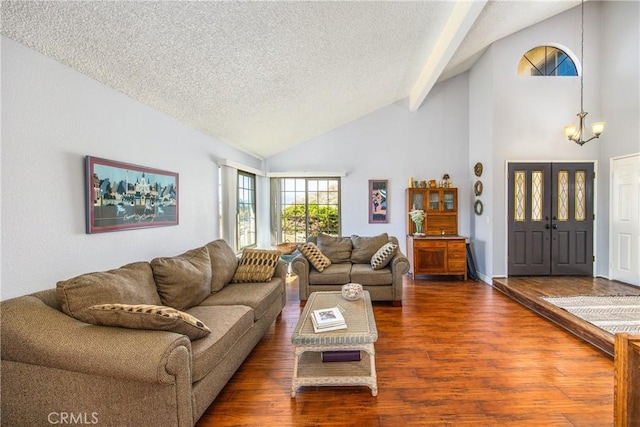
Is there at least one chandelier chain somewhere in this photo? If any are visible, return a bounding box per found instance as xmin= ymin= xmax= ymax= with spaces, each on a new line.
xmin=580 ymin=0 xmax=584 ymax=112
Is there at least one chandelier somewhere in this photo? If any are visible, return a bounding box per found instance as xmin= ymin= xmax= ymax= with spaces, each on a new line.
xmin=564 ymin=0 xmax=605 ymax=146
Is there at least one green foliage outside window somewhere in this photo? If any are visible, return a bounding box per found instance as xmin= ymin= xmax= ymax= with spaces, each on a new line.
xmin=281 ymin=204 xmax=339 ymax=242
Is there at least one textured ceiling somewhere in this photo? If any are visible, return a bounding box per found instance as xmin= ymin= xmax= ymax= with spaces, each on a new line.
xmin=1 ymin=1 xmax=579 ymax=159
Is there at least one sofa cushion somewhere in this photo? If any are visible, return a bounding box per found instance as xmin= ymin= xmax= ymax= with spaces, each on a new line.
xmin=151 ymin=246 xmax=212 ymax=311
xmin=371 ymin=242 xmax=398 ymax=270
xmin=350 ymin=233 xmax=389 ymax=264
xmin=205 ymin=239 xmax=239 ymax=292
xmin=86 ymin=303 xmax=211 ymax=341
xmin=308 ymin=263 xmax=352 ymax=285
xmin=299 ymin=242 xmax=332 ymax=272
xmin=187 ymin=304 xmax=255 ymax=382
xmin=57 ymin=262 xmax=161 ymax=324
xmin=316 ymin=234 xmax=352 ymax=264
xmin=350 ymin=263 xmax=393 ymax=285
xmin=231 ymin=249 xmax=280 ymax=283
xmin=200 ymin=278 xmax=284 ymax=321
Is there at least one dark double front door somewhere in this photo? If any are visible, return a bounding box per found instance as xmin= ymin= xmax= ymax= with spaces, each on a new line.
xmin=508 ymin=162 xmax=594 ymax=276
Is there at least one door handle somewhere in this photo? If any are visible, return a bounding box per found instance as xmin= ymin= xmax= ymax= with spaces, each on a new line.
xmin=552 ymin=224 xmax=558 ymax=229
xmin=545 ymin=224 xmax=550 ymax=229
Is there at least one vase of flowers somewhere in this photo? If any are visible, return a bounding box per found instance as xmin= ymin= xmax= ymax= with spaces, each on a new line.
xmin=409 ymin=209 xmax=425 ymax=235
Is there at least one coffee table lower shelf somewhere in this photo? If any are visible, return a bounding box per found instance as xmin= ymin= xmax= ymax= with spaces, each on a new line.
xmin=291 ymin=345 xmax=377 ymax=397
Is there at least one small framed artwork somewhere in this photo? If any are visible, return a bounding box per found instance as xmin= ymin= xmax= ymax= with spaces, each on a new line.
xmin=86 ymin=156 xmax=179 ymax=233
xmin=369 ymin=180 xmax=388 ymax=223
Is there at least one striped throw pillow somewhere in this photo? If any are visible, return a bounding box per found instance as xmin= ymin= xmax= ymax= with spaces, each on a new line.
xmin=299 ymin=242 xmax=332 ymax=272
xmin=87 ymin=303 xmax=211 ymax=340
xmin=232 ymin=249 xmax=280 ymax=283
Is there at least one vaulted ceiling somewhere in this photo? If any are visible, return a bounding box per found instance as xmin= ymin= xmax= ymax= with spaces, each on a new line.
xmin=2 ymin=1 xmax=580 ymax=159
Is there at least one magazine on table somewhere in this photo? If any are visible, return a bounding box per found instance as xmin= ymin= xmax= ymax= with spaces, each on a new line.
xmin=310 ymin=306 xmax=346 ymax=333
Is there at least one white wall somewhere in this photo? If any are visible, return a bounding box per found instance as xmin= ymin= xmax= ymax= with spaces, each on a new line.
xmin=1 ymin=37 xmax=262 ymax=299
xmin=265 ymin=73 xmax=471 ymax=254
xmin=2 ymin=2 xmax=637 ymax=300
xmin=493 ymin=2 xmax=602 ymax=277
xmin=466 ymin=1 xmax=639 ymax=279
xmin=468 ymin=46 xmax=494 ymax=281
xmin=597 ymin=0 xmax=640 ymax=276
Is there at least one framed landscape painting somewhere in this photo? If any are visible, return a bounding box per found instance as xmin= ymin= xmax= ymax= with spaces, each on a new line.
xmin=85 ymin=156 xmax=179 ymax=233
xmin=369 ymin=179 xmax=388 ymax=223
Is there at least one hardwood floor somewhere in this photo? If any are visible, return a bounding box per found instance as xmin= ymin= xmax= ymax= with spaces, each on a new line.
xmin=493 ymin=276 xmax=640 ymax=356
xmin=197 ymin=275 xmax=617 ymax=426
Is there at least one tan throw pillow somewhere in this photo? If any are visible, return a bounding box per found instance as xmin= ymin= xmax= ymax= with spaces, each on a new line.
xmin=351 ymin=233 xmax=389 ymax=264
xmin=371 ymin=242 xmax=398 ymax=270
xmin=57 ymin=262 xmax=161 ymax=324
xmin=151 ymin=246 xmax=212 ymax=311
xmin=87 ymin=303 xmax=210 ymax=341
xmin=317 ymin=233 xmax=352 ymax=264
xmin=205 ymin=239 xmax=239 ymax=292
xmin=231 ymin=249 xmax=280 ymax=283
xmin=299 ymin=242 xmax=331 ymax=272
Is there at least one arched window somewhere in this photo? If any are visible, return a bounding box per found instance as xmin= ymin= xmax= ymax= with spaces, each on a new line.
xmin=517 ymin=46 xmax=577 ymax=76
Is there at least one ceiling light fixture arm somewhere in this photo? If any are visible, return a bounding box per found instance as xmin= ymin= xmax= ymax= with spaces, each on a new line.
xmin=563 ymin=0 xmax=604 ymax=146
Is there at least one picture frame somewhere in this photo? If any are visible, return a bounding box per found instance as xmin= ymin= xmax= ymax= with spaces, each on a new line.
xmin=369 ymin=179 xmax=388 ymax=223
xmin=85 ymin=156 xmax=179 ymax=233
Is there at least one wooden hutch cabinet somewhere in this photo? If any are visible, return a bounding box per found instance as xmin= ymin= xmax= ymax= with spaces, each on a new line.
xmin=406 ymin=187 xmax=467 ymax=279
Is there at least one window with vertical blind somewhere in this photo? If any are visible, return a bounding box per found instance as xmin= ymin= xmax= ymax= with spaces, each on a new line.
xmin=237 ymin=171 xmax=256 ymax=250
xmin=272 ymin=177 xmax=340 ymax=243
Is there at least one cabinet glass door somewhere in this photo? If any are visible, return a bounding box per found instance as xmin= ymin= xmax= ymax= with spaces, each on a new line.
xmin=443 ymin=191 xmax=455 ymax=211
xmin=411 ymin=193 xmax=424 ymax=211
xmin=428 ymin=192 xmax=440 ymax=211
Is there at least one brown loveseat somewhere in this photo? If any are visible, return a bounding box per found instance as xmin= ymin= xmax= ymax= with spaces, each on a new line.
xmin=1 ymin=239 xmax=286 ymax=427
xmin=291 ymin=233 xmax=409 ymax=306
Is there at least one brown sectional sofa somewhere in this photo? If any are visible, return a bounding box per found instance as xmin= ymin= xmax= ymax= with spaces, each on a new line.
xmin=1 ymin=239 xmax=286 ymax=427
xmin=291 ymin=233 xmax=409 ymax=306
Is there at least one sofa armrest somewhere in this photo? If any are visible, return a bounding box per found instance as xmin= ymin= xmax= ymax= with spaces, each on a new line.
xmin=389 ymin=249 xmax=410 ymax=303
xmin=390 ymin=250 xmax=410 ymax=275
xmin=274 ymin=259 xmax=287 ymax=282
xmin=1 ymin=295 xmax=192 ymax=384
xmin=290 ymin=254 xmax=310 ymax=301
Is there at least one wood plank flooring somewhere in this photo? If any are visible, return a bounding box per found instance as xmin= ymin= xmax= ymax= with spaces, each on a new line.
xmin=196 ymin=276 xmax=617 ymax=426
xmin=493 ymin=277 xmax=640 ymax=356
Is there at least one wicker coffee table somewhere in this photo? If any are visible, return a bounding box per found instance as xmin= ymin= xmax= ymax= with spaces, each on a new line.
xmin=291 ymin=291 xmax=378 ymax=397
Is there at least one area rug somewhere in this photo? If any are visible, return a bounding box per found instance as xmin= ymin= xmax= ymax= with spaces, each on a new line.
xmin=541 ymin=295 xmax=640 ymax=335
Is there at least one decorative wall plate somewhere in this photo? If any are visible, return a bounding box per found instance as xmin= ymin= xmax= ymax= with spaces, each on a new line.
xmin=474 ymin=199 xmax=483 ymax=216
xmin=474 ymin=162 xmax=483 ymax=177
xmin=474 ymin=180 xmax=483 ymax=196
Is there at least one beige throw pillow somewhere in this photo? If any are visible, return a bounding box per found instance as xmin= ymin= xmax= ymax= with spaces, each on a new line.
xmin=317 ymin=234 xmax=352 ymax=264
xmin=205 ymin=239 xmax=239 ymax=292
xmin=151 ymin=246 xmax=212 ymax=311
xmin=87 ymin=303 xmax=211 ymax=341
xmin=351 ymin=233 xmax=389 ymax=264
xmin=371 ymin=242 xmax=398 ymax=270
xmin=57 ymin=262 xmax=161 ymax=324
xmin=231 ymin=249 xmax=280 ymax=283
xmin=299 ymin=242 xmax=332 ymax=272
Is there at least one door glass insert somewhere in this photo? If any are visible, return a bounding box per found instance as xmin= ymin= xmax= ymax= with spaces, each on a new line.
xmin=531 ymin=171 xmax=543 ymax=221
xmin=514 ymin=171 xmax=526 ymax=222
xmin=558 ymin=170 xmax=569 ymax=221
xmin=575 ymin=171 xmax=586 ymax=221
